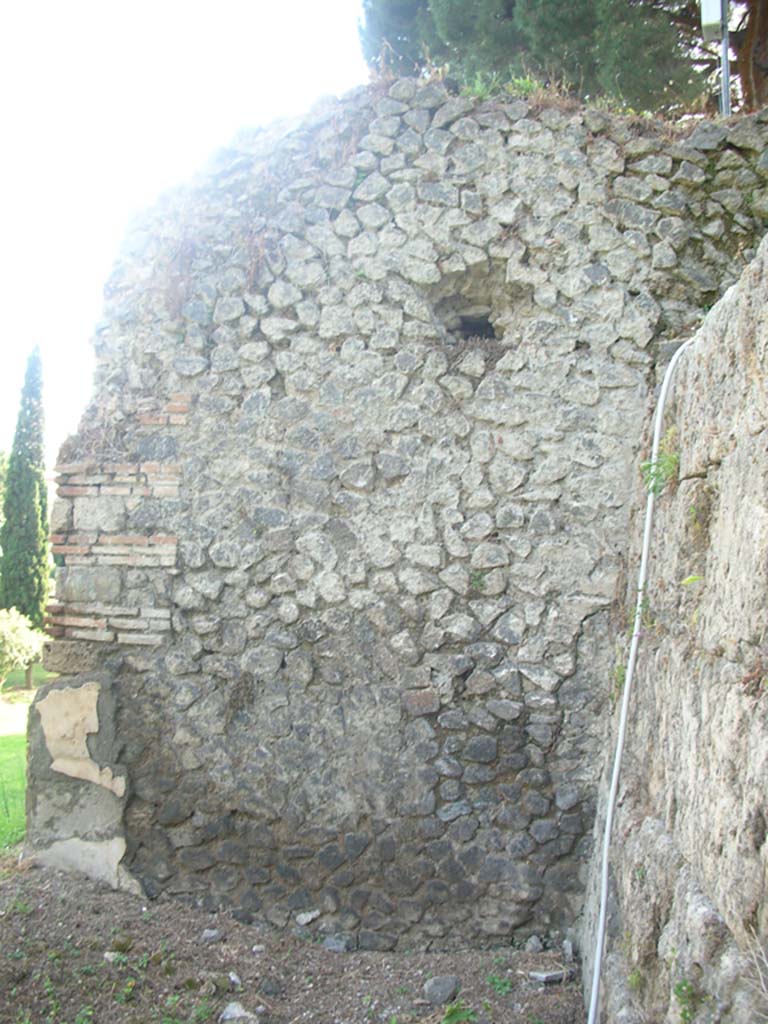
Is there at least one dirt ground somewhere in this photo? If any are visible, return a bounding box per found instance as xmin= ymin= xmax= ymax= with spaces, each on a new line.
xmin=0 ymin=853 xmax=586 ymax=1024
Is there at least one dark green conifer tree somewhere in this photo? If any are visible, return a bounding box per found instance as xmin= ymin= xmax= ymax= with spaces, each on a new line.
xmin=592 ymin=0 xmax=705 ymax=108
xmin=359 ymin=0 xmax=712 ymax=108
xmin=512 ymin=0 xmax=599 ymax=92
xmin=429 ymin=0 xmax=526 ymax=78
xmin=0 ymin=451 xmax=8 ymax=530
xmin=0 ymin=348 xmax=49 ymax=628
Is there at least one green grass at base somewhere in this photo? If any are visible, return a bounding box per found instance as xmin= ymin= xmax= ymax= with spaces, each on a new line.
xmin=2 ymin=663 xmax=56 ymax=692
xmin=0 ymin=734 xmax=26 ymax=847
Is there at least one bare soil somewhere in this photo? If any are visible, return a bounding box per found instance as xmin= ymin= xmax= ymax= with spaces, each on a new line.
xmin=0 ymin=853 xmax=586 ymax=1024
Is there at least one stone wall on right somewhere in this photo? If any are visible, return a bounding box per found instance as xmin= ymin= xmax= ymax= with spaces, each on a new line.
xmin=583 ymin=237 xmax=768 ymax=1022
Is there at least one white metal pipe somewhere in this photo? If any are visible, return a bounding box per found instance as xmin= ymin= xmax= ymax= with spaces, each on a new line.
xmin=586 ymin=335 xmax=697 ymax=1024
xmin=721 ymin=0 xmax=731 ymax=116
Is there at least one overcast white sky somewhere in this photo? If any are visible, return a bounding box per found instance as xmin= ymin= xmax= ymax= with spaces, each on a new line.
xmin=0 ymin=0 xmax=368 ymax=466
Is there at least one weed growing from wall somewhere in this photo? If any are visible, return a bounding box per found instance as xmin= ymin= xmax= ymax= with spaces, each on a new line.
xmin=641 ymin=427 xmax=680 ymax=496
xmin=673 ymin=977 xmax=699 ymax=1023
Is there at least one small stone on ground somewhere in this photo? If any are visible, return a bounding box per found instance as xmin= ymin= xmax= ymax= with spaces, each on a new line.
xmin=424 ymin=974 xmax=460 ymax=1005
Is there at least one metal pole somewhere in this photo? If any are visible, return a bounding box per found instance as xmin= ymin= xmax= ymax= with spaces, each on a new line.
xmin=721 ymin=0 xmax=731 ymax=115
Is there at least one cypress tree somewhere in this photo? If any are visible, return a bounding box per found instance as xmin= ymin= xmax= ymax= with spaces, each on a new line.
xmin=0 ymin=451 xmax=8 ymax=530
xmin=0 ymin=348 xmax=49 ymax=629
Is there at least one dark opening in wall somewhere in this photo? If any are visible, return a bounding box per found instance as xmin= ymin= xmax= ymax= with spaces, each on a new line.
xmin=435 ymin=294 xmax=499 ymax=343
xmin=458 ymin=314 xmax=496 ymax=339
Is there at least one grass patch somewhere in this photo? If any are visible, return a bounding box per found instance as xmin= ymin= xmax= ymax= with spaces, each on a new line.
xmin=0 ymin=662 xmax=50 ymax=852
xmin=2 ymin=662 xmax=56 ymax=698
xmin=0 ymin=733 xmax=26 ymax=848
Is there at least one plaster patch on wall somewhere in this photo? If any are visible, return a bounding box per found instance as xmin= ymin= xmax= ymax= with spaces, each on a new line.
xmin=36 ymin=682 xmax=126 ymax=797
xmin=34 ymin=836 xmax=140 ymax=894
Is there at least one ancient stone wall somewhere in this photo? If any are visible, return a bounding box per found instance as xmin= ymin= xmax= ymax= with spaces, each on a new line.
xmin=582 ymin=238 xmax=768 ymax=1022
xmin=27 ymin=80 xmax=768 ymax=955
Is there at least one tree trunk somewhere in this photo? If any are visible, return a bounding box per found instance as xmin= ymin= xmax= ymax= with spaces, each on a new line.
xmin=735 ymin=0 xmax=768 ymax=110
xmin=25 ymin=663 xmax=33 ymax=689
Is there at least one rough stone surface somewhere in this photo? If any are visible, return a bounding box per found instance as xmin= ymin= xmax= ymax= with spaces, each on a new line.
xmin=25 ymin=674 xmax=137 ymax=893
xmin=26 ymin=82 xmax=768 ymax=963
xmin=423 ymin=974 xmax=460 ymax=1005
xmin=219 ymin=1002 xmax=259 ymax=1023
xmin=582 ymin=237 xmax=768 ymax=1022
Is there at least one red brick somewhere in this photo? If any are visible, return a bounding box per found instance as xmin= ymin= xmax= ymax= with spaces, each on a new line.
xmin=54 ymin=462 xmax=93 ymax=475
xmin=66 ymin=628 xmax=115 ymax=642
xmin=52 ymin=544 xmax=92 ymax=556
xmin=57 ymin=485 xmax=99 ymax=497
xmin=53 ymin=615 xmax=108 ymax=629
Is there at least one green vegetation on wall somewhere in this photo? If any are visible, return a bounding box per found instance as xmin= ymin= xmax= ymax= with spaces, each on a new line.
xmin=359 ymin=0 xmax=767 ymax=111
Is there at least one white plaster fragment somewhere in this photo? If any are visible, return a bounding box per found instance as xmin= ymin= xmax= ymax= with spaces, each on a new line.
xmin=36 ymin=682 xmax=125 ymax=797
xmin=33 ymin=836 xmax=140 ymax=894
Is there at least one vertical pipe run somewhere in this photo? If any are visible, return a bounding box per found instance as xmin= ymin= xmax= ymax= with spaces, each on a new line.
xmin=586 ymin=336 xmax=697 ymax=1024
xmin=721 ymin=0 xmax=731 ymax=116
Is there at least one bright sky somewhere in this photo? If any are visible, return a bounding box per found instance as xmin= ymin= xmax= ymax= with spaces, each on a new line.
xmin=0 ymin=0 xmax=368 ymax=467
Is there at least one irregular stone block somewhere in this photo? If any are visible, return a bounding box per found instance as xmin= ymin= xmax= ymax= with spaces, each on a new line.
xmin=402 ymin=689 xmax=440 ymax=717
xmin=424 ymin=975 xmax=460 ymax=1005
